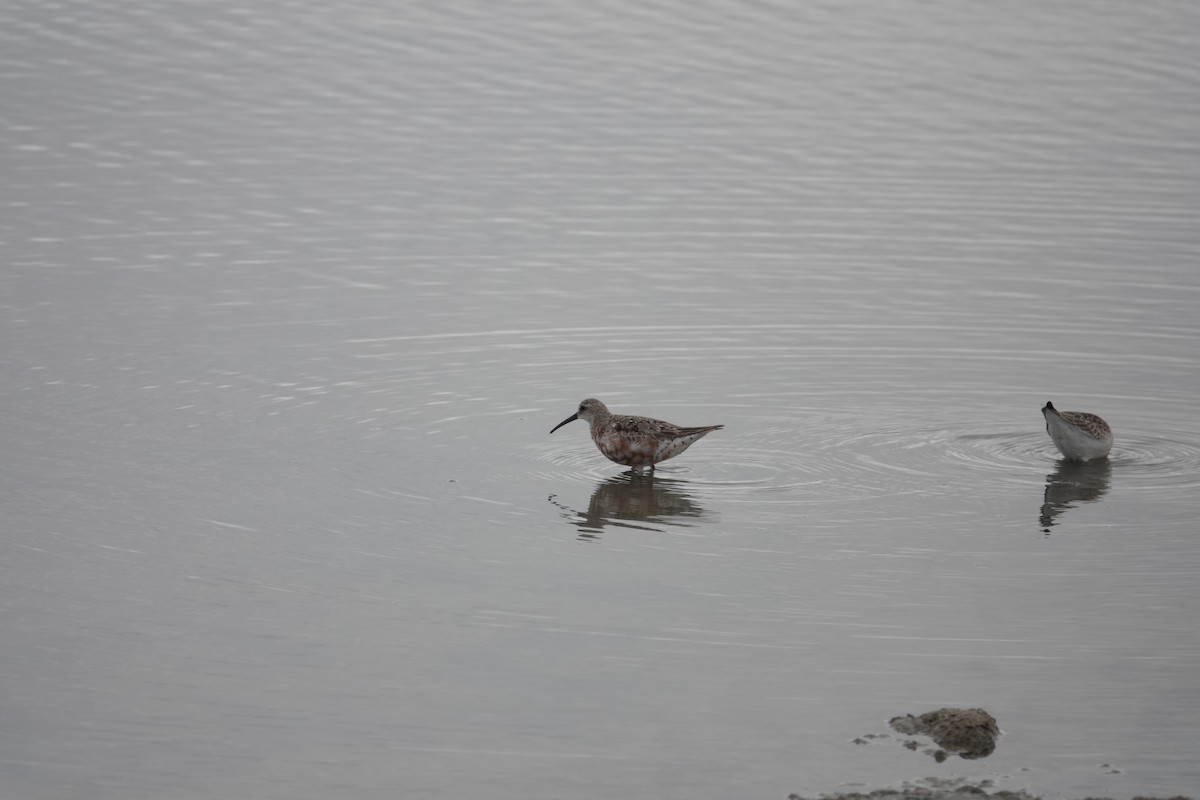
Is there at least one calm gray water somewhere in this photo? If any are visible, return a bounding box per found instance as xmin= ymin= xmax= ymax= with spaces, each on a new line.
xmin=3 ymin=2 xmax=1199 ymax=798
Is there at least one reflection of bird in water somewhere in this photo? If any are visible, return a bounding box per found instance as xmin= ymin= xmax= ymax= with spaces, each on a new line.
xmin=548 ymin=473 xmax=709 ymax=540
xmin=1042 ymin=401 xmax=1113 ymax=461
xmin=890 ymin=708 xmax=1000 ymax=761
xmin=550 ymin=398 xmax=722 ymax=475
xmin=1040 ymin=457 xmax=1112 ymax=533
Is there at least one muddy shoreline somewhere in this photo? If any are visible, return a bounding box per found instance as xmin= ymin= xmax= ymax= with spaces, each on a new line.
xmin=786 ymin=778 xmax=1193 ymax=800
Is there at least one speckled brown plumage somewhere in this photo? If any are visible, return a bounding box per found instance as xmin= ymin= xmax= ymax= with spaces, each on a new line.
xmin=1042 ymin=401 xmax=1113 ymax=461
xmin=550 ymin=398 xmax=722 ymax=473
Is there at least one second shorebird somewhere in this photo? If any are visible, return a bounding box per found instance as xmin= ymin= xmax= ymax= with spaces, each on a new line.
xmin=1042 ymin=401 xmax=1113 ymax=461
xmin=550 ymin=398 xmax=723 ymax=474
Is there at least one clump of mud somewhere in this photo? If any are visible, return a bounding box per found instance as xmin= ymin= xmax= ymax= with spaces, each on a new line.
xmin=889 ymin=708 xmax=1000 ymax=761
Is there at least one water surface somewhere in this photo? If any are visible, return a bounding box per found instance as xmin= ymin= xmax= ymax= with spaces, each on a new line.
xmin=3 ymin=2 xmax=1200 ymax=798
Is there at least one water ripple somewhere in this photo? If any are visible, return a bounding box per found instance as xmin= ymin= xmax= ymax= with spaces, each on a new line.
xmin=621 ymin=420 xmax=1200 ymax=509
xmin=951 ymin=429 xmax=1200 ymax=490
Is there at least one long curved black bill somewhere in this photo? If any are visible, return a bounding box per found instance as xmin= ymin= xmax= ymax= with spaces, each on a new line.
xmin=549 ymin=412 xmax=578 ymax=434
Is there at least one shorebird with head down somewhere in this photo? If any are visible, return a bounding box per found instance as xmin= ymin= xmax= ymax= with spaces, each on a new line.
xmin=1041 ymin=401 xmax=1113 ymax=461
